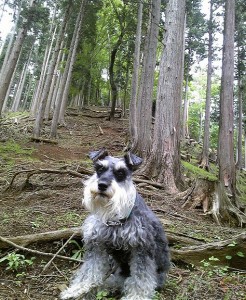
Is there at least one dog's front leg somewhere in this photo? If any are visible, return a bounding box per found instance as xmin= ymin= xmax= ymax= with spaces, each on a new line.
xmin=121 ymin=249 xmax=157 ymax=300
xmin=60 ymin=247 xmax=111 ymax=299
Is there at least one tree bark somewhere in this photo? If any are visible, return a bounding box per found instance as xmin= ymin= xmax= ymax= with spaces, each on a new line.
xmin=199 ymin=1 xmax=214 ymax=171
xmin=0 ymin=0 xmax=37 ymax=116
xmin=32 ymin=2 xmax=72 ymax=138
xmin=133 ymin=0 xmax=161 ymax=156
xmin=236 ymin=74 xmax=243 ymax=170
xmin=218 ymin=0 xmax=236 ymax=197
xmin=109 ymin=31 xmax=124 ymax=120
xmin=141 ymin=0 xmax=185 ymax=193
xmin=129 ymin=1 xmax=143 ymax=146
xmin=172 ymin=232 xmax=246 ymax=268
xmin=200 ymin=0 xmax=244 ymax=225
xmin=50 ymin=0 xmax=86 ymax=137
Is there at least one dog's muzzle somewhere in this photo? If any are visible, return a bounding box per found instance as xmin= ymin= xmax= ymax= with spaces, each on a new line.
xmin=97 ymin=178 xmax=112 ymax=192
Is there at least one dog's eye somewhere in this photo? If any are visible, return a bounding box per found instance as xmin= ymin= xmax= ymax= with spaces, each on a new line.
xmin=95 ymin=165 xmax=107 ymax=174
xmin=114 ymin=169 xmax=126 ymax=181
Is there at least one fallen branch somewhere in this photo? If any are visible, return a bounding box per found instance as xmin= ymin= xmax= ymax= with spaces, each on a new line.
xmin=0 ymin=235 xmax=82 ymax=263
xmin=42 ymin=233 xmax=76 ymax=272
xmin=0 ymin=227 xmax=81 ymax=249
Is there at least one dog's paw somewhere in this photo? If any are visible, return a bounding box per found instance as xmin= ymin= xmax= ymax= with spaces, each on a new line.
xmin=60 ymin=286 xmax=85 ymax=300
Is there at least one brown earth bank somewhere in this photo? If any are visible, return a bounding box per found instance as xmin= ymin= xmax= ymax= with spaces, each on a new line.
xmin=0 ymin=109 xmax=245 ymax=300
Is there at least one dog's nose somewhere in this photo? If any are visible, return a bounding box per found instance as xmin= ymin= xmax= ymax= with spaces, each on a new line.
xmin=98 ymin=182 xmax=108 ymax=192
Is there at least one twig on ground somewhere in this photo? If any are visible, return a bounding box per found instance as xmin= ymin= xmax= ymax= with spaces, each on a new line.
xmin=42 ymin=233 xmax=76 ymax=272
xmin=0 ymin=235 xmax=82 ymax=263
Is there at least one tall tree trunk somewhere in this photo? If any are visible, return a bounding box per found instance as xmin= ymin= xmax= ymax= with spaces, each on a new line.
xmin=31 ymin=26 xmax=57 ymax=117
xmin=216 ymin=0 xmax=246 ymax=225
xmin=199 ymin=1 xmax=214 ymax=171
xmin=50 ymin=0 xmax=86 ymax=138
xmin=129 ymin=1 xmax=143 ymax=146
xmin=109 ymin=31 xmax=124 ymax=120
xmin=218 ymin=0 xmax=236 ymax=197
xmin=0 ymin=1 xmax=37 ymax=115
xmin=133 ymin=0 xmax=161 ymax=157
xmin=0 ymin=24 xmax=27 ymax=116
xmin=44 ymin=39 xmax=64 ymax=120
xmin=32 ymin=2 xmax=72 ymax=138
xmin=58 ymin=0 xmax=86 ymax=123
xmin=236 ymin=69 xmax=243 ymax=170
xmin=182 ymin=72 xmax=190 ymax=139
xmin=141 ymin=0 xmax=185 ymax=194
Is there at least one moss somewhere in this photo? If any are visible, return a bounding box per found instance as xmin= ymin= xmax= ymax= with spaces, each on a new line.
xmin=181 ymin=160 xmax=218 ymax=182
xmin=0 ymin=141 xmax=35 ymax=170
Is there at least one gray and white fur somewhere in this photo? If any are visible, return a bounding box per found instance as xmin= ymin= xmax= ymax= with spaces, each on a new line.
xmin=60 ymin=149 xmax=170 ymax=300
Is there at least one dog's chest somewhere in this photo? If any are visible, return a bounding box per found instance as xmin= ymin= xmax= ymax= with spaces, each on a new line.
xmin=83 ymin=215 xmax=148 ymax=249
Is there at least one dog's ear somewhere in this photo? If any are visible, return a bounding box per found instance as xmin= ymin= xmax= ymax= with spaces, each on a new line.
xmin=124 ymin=152 xmax=143 ymax=171
xmin=89 ymin=148 xmax=108 ymax=162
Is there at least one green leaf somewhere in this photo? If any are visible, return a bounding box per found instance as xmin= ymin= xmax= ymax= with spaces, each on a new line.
xmin=225 ymin=255 xmax=232 ymax=260
xmin=208 ymin=256 xmax=220 ymax=261
xmin=236 ymin=251 xmax=245 ymax=257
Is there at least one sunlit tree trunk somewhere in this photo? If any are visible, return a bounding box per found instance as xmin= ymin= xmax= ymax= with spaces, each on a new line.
xmin=141 ymin=0 xmax=185 ymax=193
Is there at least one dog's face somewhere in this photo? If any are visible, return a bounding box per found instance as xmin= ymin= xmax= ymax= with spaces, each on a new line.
xmin=83 ymin=149 xmax=142 ymax=222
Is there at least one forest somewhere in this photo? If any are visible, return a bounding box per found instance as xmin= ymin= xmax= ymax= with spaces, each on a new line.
xmin=0 ymin=0 xmax=246 ymax=299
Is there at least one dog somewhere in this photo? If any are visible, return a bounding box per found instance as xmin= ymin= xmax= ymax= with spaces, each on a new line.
xmin=60 ymin=148 xmax=170 ymax=300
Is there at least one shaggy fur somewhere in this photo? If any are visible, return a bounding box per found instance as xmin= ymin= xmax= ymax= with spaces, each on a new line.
xmin=60 ymin=150 xmax=170 ymax=300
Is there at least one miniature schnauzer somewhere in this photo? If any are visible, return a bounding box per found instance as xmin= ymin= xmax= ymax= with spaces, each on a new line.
xmin=60 ymin=148 xmax=170 ymax=300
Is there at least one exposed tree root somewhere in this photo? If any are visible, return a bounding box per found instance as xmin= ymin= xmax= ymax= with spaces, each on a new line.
xmin=4 ymin=167 xmax=165 ymax=192
xmin=181 ymin=179 xmax=246 ymax=227
xmin=172 ymin=232 xmax=246 ymax=268
xmin=4 ymin=168 xmax=85 ymax=191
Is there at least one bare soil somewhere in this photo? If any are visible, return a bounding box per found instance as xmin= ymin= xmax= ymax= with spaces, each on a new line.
xmin=0 ymin=109 xmax=245 ymax=300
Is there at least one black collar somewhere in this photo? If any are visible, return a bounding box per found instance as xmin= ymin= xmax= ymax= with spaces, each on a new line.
xmin=105 ymin=218 xmax=127 ymax=227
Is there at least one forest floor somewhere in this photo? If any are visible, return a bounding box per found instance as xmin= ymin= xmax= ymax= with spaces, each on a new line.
xmin=0 ymin=108 xmax=246 ymax=300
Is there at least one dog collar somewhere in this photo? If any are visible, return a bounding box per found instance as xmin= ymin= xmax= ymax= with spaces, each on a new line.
xmin=105 ymin=218 xmax=127 ymax=226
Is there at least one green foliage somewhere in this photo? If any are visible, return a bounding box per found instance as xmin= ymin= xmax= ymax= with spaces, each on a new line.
xmin=188 ymin=101 xmax=204 ymax=141
xmin=200 ymin=256 xmax=229 ymax=277
xmin=181 ymin=161 xmax=218 ymax=181
xmin=69 ymin=240 xmax=84 ymax=260
xmin=0 ymin=252 xmax=35 ymax=272
xmin=96 ymin=290 xmax=115 ymax=300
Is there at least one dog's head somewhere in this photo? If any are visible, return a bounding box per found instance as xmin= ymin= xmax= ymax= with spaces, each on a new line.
xmin=83 ymin=148 xmax=142 ymax=222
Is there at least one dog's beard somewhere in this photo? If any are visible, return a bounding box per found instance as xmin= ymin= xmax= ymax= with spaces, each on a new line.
xmin=83 ymin=174 xmax=136 ymax=222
